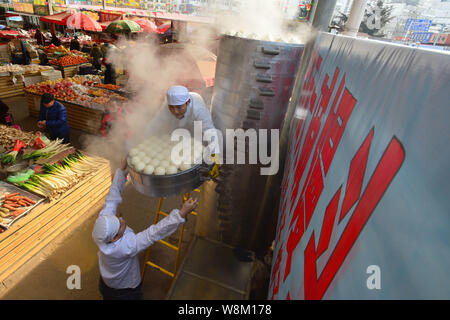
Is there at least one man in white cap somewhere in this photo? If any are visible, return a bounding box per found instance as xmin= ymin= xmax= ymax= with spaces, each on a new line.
xmin=166 ymin=85 xmax=215 ymax=134
xmin=147 ymin=85 xmax=221 ymax=157
xmin=92 ymin=158 xmax=198 ymax=300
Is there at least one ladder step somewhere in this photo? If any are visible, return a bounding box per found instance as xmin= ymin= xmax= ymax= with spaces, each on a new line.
xmin=158 ymin=211 xmax=169 ymax=217
xmin=159 ymin=239 xmax=179 ymax=251
xmin=146 ymin=261 xmax=175 ymax=277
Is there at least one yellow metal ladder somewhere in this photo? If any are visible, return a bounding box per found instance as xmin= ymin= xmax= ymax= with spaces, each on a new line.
xmin=141 ymin=189 xmax=200 ymax=279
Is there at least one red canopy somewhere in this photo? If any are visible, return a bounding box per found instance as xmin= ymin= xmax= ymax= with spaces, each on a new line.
xmin=40 ymin=11 xmax=74 ymax=26
xmin=157 ymin=22 xmax=171 ymax=34
xmin=132 ymin=18 xmax=158 ymax=33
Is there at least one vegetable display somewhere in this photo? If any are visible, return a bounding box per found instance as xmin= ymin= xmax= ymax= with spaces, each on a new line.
xmin=0 ymin=125 xmax=36 ymax=153
xmin=23 ymin=138 xmax=72 ymax=161
xmin=44 ymin=45 xmax=70 ymax=54
xmin=50 ymin=55 xmax=90 ymax=67
xmin=0 ymin=193 xmax=36 ymax=220
xmin=94 ymin=83 xmax=120 ymax=91
xmin=17 ymin=152 xmax=104 ymax=201
xmin=24 ymin=77 xmax=126 ymax=109
xmin=0 ymin=64 xmax=53 ymax=74
xmin=1 ymin=140 xmax=27 ymax=165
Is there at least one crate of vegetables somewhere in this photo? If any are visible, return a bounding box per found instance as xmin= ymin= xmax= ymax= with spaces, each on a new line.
xmin=0 ymin=181 xmax=44 ymax=229
xmin=49 ymin=55 xmax=90 ymax=67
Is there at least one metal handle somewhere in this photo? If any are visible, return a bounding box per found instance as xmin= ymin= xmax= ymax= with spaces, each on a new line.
xmin=256 ymin=74 xmax=273 ymax=83
xmin=247 ymin=109 xmax=261 ymax=120
xmin=262 ymin=46 xmax=280 ymax=55
xmin=258 ymin=87 xmax=275 ymax=96
xmin=254 ymin=60 xmax=271 ymax=69
xmin=249 ymin=98 xmax=264 ymax=110
xmin=243 ymin=120 xmax=256 ymax=129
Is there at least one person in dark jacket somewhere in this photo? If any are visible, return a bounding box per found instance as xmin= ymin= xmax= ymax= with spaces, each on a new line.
xmin=37 ymin=93 xmax=70 ymax=143
xmin=104 ymin=63 xmax=116 ymax=85
xmin=20 ymin=40 xmax=31 ymax=65
xmin=34 ymin=28 xmax=45 ymax=46
xmin=70 ymin=36 xmax=81 ymax=51
xmin=38 ymin=49 xmax=49 ymax=65
xmin=90 ymin=43 xmax=103 ymax=70
xmin=0 ymin=99 xmax=13 ymax=126
xmin=50 ymin=33 xmax=61 ymax=47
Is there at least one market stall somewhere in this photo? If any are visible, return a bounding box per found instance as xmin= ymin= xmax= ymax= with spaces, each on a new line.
xmin=0 ymin=64 xmax=54 ymax=99
xmin=42 ymin=45 xmax=93 ymax=78
xmin=0 ymin=124 xmax=111 ymax=283
xmin=24 ymin=75 xmax=127 ymax=135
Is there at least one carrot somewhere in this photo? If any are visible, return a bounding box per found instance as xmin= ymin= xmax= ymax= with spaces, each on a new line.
xmin=17 ymin=201 xmax=28 ymax=207
xmin=3 ymin=204 xmax=16 ymax=211
xmin=10 ymin=209 xmax=26 ymax=217
xmin=5 ymin=192 xmax=20 ymax=199
xmin=21 ymin=197 xmax=36 ymax=205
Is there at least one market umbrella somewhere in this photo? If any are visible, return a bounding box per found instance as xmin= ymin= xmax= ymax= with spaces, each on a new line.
xmin=157 ymin=22 xmax=171 ymax=35
xmin=0 ymin=30 xmax=27 ymax=39
xmin=132 ymin=18 xmax=157 ymax=33
xmin=105 ymin=20 xmax=141 ymax=33
xmin=157 ymin=43 xmax=216 ymax=90
xmin=66 ymin=12 xmax=102 ymax=32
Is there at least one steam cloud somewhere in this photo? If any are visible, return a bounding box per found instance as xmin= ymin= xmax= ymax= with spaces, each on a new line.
xmin=80 ymin=0 xmax=315 ymax=170
xmin=209 ymin=0 xmax=316 ymax=43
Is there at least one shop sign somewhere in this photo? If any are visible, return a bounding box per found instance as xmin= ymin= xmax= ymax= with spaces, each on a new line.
xmin=13 ymin=3 xmax=34 ymax=14
xmin=34 ymin=5 xmax=49 ymax=16
xmin=100 ymin=10 xmax=123 ymax=22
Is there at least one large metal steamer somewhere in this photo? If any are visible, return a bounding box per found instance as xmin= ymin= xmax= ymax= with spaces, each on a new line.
xmin=201 ymin=35 xmax=304 ymax=253
xmin=127 ymin=155 xmax=212 ymax=198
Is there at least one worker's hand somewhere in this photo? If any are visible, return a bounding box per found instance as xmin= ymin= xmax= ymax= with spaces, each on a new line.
xmin=120 ymin=156 xmax=128 ymax=171
xmin=179 ymin=197 xmax=198 ymax=219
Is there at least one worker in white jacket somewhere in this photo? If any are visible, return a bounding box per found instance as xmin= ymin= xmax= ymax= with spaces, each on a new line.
xmin=92 ymin=158 xmax=198 ymax=300
xmin=148 ymin=85 xmax=221 ymax=156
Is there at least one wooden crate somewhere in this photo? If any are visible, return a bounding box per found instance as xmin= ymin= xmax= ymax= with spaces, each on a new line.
xmin=0 ymin=76 xmax=25 ymax=99
xmin=25 ymin=92 xmax=103 ymax=136
xmin=56 ymin=63 xmax=90 ymax=79
xmin=0 ymin=160 xmax=111 ymax=283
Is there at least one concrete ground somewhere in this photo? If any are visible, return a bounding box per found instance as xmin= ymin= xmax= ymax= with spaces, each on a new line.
xmin=0 ymin=94 xmax=197 ymax=300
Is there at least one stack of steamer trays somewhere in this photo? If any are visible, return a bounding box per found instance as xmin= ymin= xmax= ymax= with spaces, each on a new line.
xmin=0 ymin=74 xmax=24 ymax=99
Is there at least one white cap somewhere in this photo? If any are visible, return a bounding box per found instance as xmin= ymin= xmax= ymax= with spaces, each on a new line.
xmin=167 ymin=85 xmax=190 ymax=106
xmin=92 ymin=215 xmax=120 ymax=244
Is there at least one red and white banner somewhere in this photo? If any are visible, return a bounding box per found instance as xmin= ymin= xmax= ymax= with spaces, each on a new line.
xmin=269 ymin=33 xmax=450 ymax=299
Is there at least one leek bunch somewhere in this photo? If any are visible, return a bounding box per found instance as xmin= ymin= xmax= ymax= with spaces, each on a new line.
xmin=17 ymin=152 xmax=103 ymax=201
xmin=23 ymin=139 xmax=72 ymax=160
